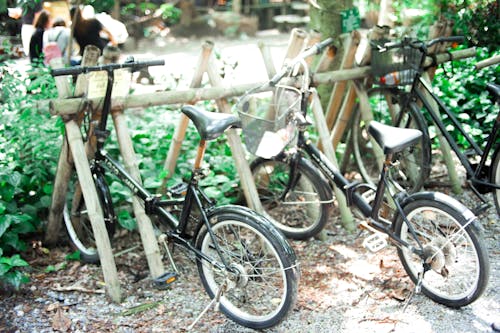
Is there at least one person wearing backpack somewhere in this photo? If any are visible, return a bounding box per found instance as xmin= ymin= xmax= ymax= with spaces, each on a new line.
xmin=43 ymin=17 xmax=70 ymax=65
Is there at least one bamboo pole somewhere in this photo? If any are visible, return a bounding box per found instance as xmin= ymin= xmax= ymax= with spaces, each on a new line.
xmin=258 ymin=41 xmax=277 ymax=78
xmin=206 ymin=57 xmax=264 ymax=212
xmin=94 ymin=49 xmax=166 ymax=280
xmin=111 ymin=109 xmax=165 ymax=278
xmin=352 ymin=80 xmax=385 ymax=171
xmin=65 ymin=119 xmax=121 ymax=302
xmin=331 ymin=83 xmax=357 ymax=148
xmin=283 ymin=28 xmax=307 ymax=61
xmin=325 ymin=30 xmax=361 ymax=130
xmin=325 ymin=31 xmax=361 ymax=131
xmin=45 ymin=47 xmax=100 ymax=245
xmin=48 ymin=48 xmax=477 ymax=116
xmin=311 ymin=90 xmax=355 ymax=231
xmin=159 ymin=41 xmax=214 ymax=193
xmin=425 ymin=20 xmax=462 ymax=193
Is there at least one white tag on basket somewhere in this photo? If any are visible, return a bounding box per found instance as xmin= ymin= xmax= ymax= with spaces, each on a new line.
xmin=255 ymin=126 xmax=294 ymax=159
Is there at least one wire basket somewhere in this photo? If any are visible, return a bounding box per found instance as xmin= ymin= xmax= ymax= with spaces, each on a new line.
xmin=371 ymin=41 xmax=424 ymax=86
xmin=235 ymin=85 xmax=301 ymax=158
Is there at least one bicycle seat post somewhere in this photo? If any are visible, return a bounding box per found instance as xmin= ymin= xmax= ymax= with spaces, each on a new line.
xmin=193 ymin=139 xmax=207 ymax=173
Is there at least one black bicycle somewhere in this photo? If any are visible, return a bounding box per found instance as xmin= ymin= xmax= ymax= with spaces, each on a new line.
xmin=52 ymin=60 xmax=299 ymax=330
xmin=352 ymin=36 xmax=500 ymax=215
xmin=236 ymin=38 xmax=489 ymax=307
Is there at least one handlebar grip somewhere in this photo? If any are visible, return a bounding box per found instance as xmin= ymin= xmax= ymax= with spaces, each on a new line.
xmin=270 ymin=37 xmax=334 ymax=85
xmin=315 ymin=37 xmax=334 ymax=53
xmin=132 ymin=59 xmax=165 ymax=70
xmin=51 ymin=67 xmax=84 ymax=77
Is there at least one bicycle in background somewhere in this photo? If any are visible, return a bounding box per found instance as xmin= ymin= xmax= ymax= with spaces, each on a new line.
xmin=235 ymin=38 xmax=489 ymax=307
xmin=352 ymin=37 xmax=500 ymax=216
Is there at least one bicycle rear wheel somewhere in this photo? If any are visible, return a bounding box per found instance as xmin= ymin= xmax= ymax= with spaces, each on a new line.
xmin=63 ymin=170 xmax=116 ymax=263
xmin=352 ymin=87 xmax=431 ymax=193
xmin=195 ymin=207 xmax=298 ymax=329
xmin=250 ymin=155 xmax=332 ymax=240
xmin=394 ymin=194 xmax=489 ymax=307
xmin=490 ymin=144 xmax=500 ymax=216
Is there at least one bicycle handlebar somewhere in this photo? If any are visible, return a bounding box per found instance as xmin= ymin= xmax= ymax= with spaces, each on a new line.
xmin=51 ymin=59 xmax=165 ymax=77
xmin=270 ymin=37 xmax=334 ymax=86
xmin=376 ymin=36 xmax=465 ymax=52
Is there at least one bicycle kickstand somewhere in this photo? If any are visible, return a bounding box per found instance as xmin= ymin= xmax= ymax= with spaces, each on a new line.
xmin=153 ymin=234 xmax=179 ymax=289
xmin=402 ymin=270 xmax=423 ymax=312
xmin=187 ymin=281 xmax=227 ymax=331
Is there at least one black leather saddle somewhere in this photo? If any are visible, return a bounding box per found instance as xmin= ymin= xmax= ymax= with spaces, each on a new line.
xmin=368 ymin=121 xmax=423 ymax=154
xmin=181 ymin=105 xmax=241 ymax=141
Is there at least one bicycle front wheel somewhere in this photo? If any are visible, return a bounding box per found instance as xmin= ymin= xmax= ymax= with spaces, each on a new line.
xmin=195 ymin=208 xmax=298 ymax=329
xmin=490 ymin=144 xmax=500 ymax=216
xmin=63 ymin=171 xmax=116 ymax=263
xmin=352 ymin=87 xmax=431 ymax=193
xmin=394 ymin=195 xmax=489 ymax=307
xmin=250 ymin=156 xmax=333 ymax=240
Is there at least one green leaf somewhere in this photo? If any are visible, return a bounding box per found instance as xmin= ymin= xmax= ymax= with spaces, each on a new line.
xmin=3 ymin=270 xmax=30 ymax=289
xmin=0 ymin=215 xmax=12 ymax=239
xmin=118 ymin=210 xmax=136 ymax=231
xmin=65 ymin=251 xmax=81 ymax=261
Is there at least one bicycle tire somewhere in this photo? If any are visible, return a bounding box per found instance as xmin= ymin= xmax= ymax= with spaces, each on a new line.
xmin=250 ymin=156 xmax=333 ymax=240
xmin=393 ymin=194 xmax=489 ymax=307
xmin=63 ymin=170 xmax=116 ymax=263
xmin=351 ymin=87 xmax=431 ymax=193
xmin=195 ymin=206 xmax=299 ymax=329
xmin=490 ymin=144 xmax=500 ymax=216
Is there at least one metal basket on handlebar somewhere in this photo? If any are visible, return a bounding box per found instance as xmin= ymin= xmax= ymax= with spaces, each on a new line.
xmin=235 ymin=85 xmax=301 ymax=158
xmin=371 ymin=40 xmax=424 ymax=86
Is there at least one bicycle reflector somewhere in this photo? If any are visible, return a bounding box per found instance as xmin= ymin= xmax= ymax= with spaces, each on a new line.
xmin=153 ymin=272 xmax=178 ymax=289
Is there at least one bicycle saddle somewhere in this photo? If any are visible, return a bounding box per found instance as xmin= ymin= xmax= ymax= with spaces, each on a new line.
xmin=368 ymin=121 xmax=422 ymax=154
xmin=181 ymin=105 xmax=241 ymax=141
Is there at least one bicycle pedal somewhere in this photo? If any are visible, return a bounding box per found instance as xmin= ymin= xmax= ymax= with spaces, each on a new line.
xmin=153 ymin=272 xmax=178 ymax=290
xmin=362 ymin=233 xmax=388 ymax=252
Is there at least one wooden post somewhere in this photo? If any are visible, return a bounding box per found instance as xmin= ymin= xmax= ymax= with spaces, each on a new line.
xmin=45 ymin=46 xmax=101 ymax=245
xmin=96 ymin=48 xmax=166 ymax=279
xmin=258 ymin=41 xmax=277 ymax=78
xmin=311 ymin=90 xmax=355 ymax=231
xmin=331 ymin=83 xmax=357 ymax=148
xmin=425 ymin=20 xmax=462 ymax=193
xmin=206 ymin=56 xmax=264 ymax=212
xmin=111 ymin=109 xmax=165 ymax=278
xmin=283 ymin=28 xmax=307 ymax=61
xmin=65 ymin=119 xmax=121 ymax=302
xmin=159 ymin=41 xmax=214 ymax=193
xmin=325 ymin=31 xmax=361 ymax=131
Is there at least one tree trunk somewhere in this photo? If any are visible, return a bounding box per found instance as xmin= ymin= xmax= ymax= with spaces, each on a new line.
xmin=309 ymin=0 xmax=353 ymax=110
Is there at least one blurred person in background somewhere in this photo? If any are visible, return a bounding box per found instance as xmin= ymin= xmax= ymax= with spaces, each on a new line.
xmin=29 ymin=9 xmax=50 ymax=64
xmin=70 ymin=5 xmax=116 ymax=55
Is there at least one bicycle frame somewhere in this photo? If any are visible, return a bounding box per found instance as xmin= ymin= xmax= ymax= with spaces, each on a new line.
xmin=283 ymin=129 xmax=425 ymax=255
xmin=411 ymin=74 xmax=500 ymax=192
xmin=83 ymin=66 xmax=233 ymax=271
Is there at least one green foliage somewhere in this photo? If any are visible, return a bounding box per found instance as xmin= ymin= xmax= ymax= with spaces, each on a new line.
xmin=0 ymin=62 xmax=60 ymax=288
xmin=84 ymin=0 xmax=115 ymax=14
xmin=431 ymin=47 xmax=499 ymax=150
xmin=121 ymin=2 xmax=181 ymax=26
xmin=441 ymin=0 xmax=499 ymax=48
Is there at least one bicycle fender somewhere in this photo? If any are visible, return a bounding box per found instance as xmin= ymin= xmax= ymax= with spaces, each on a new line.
xmin=397 ymin=191 xmax=482 ymax=232
xmin=206 ymin=204 xmax=297 ymax=262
